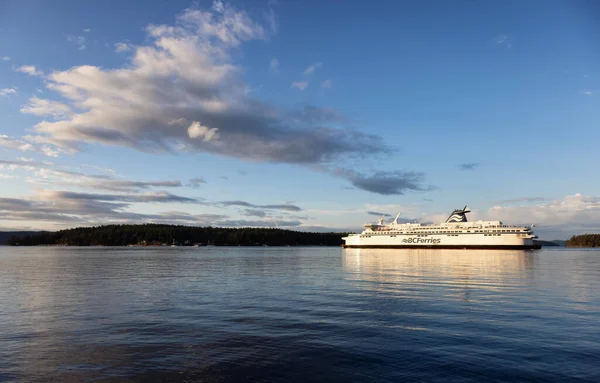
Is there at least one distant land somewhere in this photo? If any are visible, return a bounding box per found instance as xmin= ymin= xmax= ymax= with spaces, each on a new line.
xmin=535 ymin=240 xmax=566 ymax=247
xmin=0 ymin=225 xmax=574 ymax=248
xmin=565 ymin=234 xmax=600 ymax=248
xmin=0 ymin=231 xmax=47 ymax=246
xmin=4 ymin=224 xmax=349 ymax=247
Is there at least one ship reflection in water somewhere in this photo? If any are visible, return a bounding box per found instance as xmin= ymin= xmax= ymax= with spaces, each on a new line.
xmin=2 ymin=247 xmax=599 ymax=382
xmin=342 ymin=248 xmax=538 ymax=301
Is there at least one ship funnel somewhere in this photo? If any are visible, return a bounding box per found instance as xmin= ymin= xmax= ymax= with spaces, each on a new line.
xmin=445 ymin=205 xmax=470 ymax=223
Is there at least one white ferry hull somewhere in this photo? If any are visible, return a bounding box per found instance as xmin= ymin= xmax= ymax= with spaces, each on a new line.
xmin=342 ymin=233 xmax=540 ymax=250
xmin=343 ymin=244 xmax=540 ymax=249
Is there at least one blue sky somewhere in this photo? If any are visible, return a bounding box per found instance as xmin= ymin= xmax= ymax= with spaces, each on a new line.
xmin=1 ymin=0 xmax=599 ymax=239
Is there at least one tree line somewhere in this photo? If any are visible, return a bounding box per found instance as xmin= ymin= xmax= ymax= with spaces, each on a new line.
xmin=8 ymin=224 xmax=349 ymax=247
xmin=565 ymin=234 xmax=600 ymax=248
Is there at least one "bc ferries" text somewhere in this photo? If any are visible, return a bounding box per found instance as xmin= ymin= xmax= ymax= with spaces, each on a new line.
xmin=402 ymin=238 xmax=442 ymax=244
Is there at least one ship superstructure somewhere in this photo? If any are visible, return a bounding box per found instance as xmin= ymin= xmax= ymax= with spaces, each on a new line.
xmin=342 ymin=206 xmax=540 ymax=249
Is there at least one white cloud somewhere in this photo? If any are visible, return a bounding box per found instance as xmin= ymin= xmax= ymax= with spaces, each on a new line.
xmin=269 ymin=57 xmax=279 ymax=71
xmin=114 ymin=42 xmax=131 ymax=52
xmin=303 ymin=62 xmax=322 ymax=75
xmin=0 ymin=158 xmax=182 ymax=191
xmin=40 ymin=146 xmax=61 ymax=157
xmin=0 ymin=188 xmax=309 ymax=230
xmin=321 ymin=79 xmax=332 ymax=89
xmin=0 ymin=136 xmax=33 ymax=152
xmin=17 ymin=65 xmax=44 ymax=76
xmin=187 ymin=121 xmax=219 ymax=141
xmin=0 ymin=190 xmax=209 ymax=230
xmin=581 ymin=90 xmax=593 ymax=95
xmin=176 ymin=1 xmax=266 ymax=46
xmin=0 ymin=135 xmax=61 ymax=157
xmin=17 ymin=1 xmax=405 ymax=194
xmin=291 ymin=81 xmax=308 ymax=90
xmin=244 ymin=84 xmax=262 ymax=95
xmin=491 ymin=197 xmax=546 ymax=205
xmin=20 ymin=97 xmax=72 ymax=118
xmin=0 ymin=88 xmax=17 ymax=96
xmin=0 ymin=158 xmax=311 ymax=230
xmin=82 ymin=164 xmax=116 ymax=175
xmin=1 ymin=56 xmax=10 ymax=61
xmin=67 ymin=35 xmax=86 ymax=50
xmin=83 ymin=28 xmax=91 ymax=33
xmin=422 ymin=193 xmax=600 ymax=239
xmin=24 ymin=2 xmax=384 ymax=164
xmin=267 ymin=0 xmax=278 ymax=33
xmin=485 ymin=193 xmax=600 ymax=224
xmin=495 ymin=34 xmax=511 ymax=48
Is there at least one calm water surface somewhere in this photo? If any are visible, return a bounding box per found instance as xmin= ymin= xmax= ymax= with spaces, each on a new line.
xmin=0 ymin=247 xmax=599 ymax=382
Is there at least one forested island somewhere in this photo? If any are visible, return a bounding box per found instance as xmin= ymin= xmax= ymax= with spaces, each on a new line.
xmin=6 ymin=224 xmax=349 ymax=247
xmin=4 ymin=225 xmax=594 ymax=247
xmin=0 ymin=231 xmax=46 ymax=246
xmin=565 ymin=234 xmax=600 ymax=248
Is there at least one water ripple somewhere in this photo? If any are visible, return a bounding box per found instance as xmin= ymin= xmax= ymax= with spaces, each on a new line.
xmin=1 ymin=247 xmax=599 ymax=382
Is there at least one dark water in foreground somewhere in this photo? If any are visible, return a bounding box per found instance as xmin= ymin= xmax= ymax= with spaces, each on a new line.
xmin=0 ymin=247 xmax=599 ymax=382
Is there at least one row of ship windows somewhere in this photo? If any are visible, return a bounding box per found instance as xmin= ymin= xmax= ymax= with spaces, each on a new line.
xmin=362 ymin=233 xmax=504 ymax=238
xmin=410 ymin=225 xmax=516 ymax=230
xmin=369 ymin=230 xmax=520 ymax=235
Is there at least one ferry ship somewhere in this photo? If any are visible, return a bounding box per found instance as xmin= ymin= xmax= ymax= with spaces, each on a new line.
xmin=342 ymin=206 xmax=540 ymax=250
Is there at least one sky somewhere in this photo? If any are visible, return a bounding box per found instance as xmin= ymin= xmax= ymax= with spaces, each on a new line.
xmin=0 ymin=0 xmax=599 ymax=239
